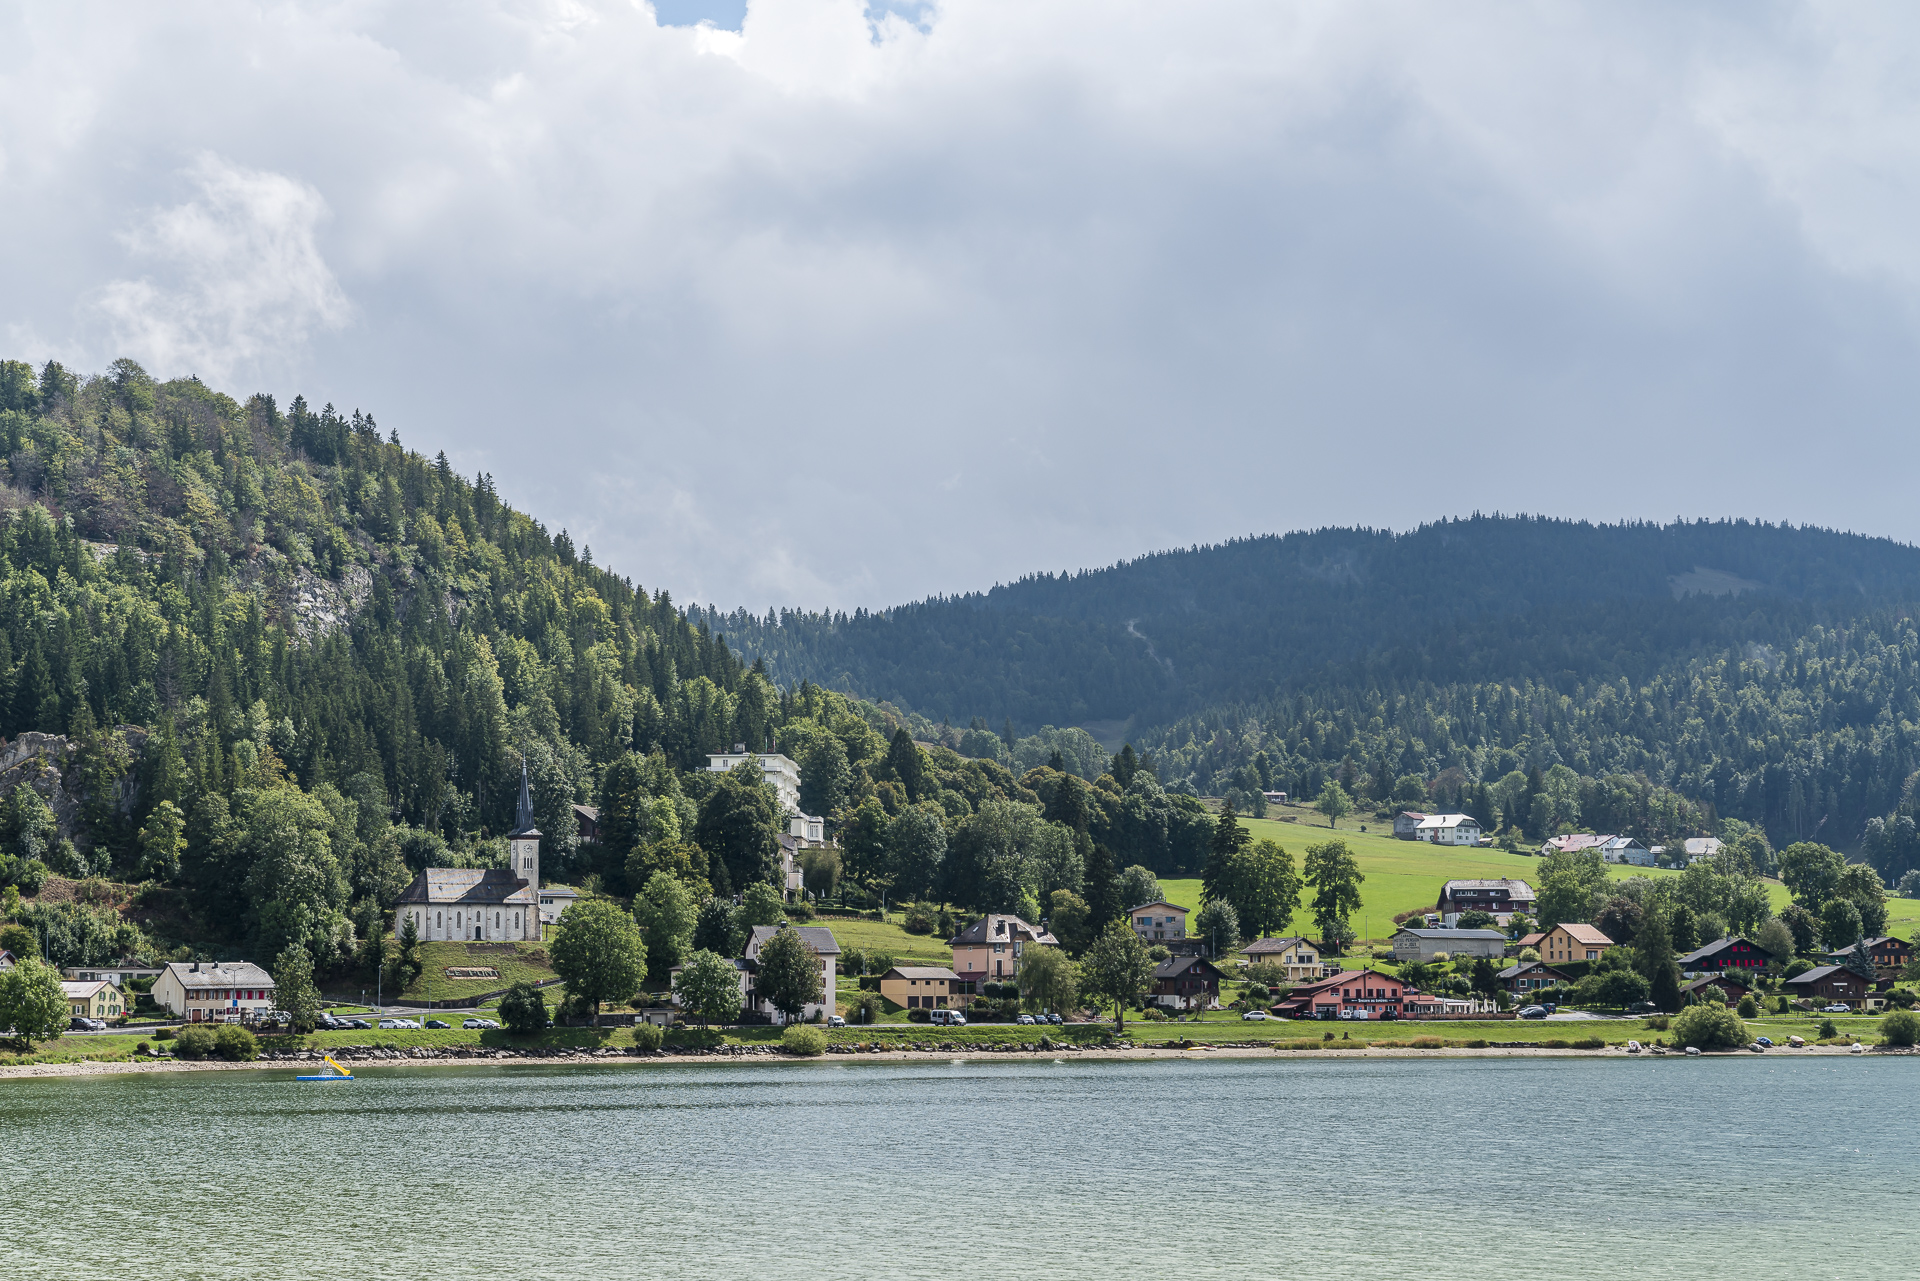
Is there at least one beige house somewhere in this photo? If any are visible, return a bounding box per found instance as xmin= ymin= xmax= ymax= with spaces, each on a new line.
xmin=151 ymin=961 xmax=277 ymax=1023
xmin=1540 ymin=923 xmax=1613 ymax=965
xmin=878 ymin=966 xmax=960 ymax=1009
xmin=742 ymin=925 xmax=840 ymax=1025
xmin=1129 ymin=900 xmax=1189 ymax=943
xmin=949 ymin=914 xmax=1058 ymax=994
xmin=1240 ymin=936 xmax=1328 ymax=982
xmin=61 ymin=980 xmax=126 ymax=1021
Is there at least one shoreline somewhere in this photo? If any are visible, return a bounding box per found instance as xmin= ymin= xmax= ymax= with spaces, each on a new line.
xmin=2 ymin=1041 xmax=1906 ymax=1080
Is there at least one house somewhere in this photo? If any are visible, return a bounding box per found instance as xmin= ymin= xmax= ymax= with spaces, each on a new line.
xmin=1436 ymin=879 xmax=1536 ymax=926
xmin=707 ymin=745 xmax=804 ymax=814
xmin=1393 ymin=811 xmax=1430 ymax=840
xmin=1150 ymin=957 xmax=1225 ymax=1011
xmin=1539 ymin=923 xmax=1612 ymax=965
xmin=1390 ymin=927 xmax=1507 ymax=962
xmin=1498 ymin=960 xmax=1570 ymax=996
xmin=1271 ymin=968 xmax=1409 ymax=1020
xmin=1681 ymin=837 xmax=1722 ymax=866
xmin=1540 ymin=833 xmax=1609 ymax=856
xmin=1129 ymin=900 xmax=1189 ymax=942
xmin=1677 ymin=936 xmax=1772 ymax=975
xmin=396 ymin=764 xmax=542 ymax=942
xmin=1240 ymin=936 xmax=1328 ymax=982
xmin=63 ymin=963 xmax=162 ymax=987
xmin=1596 ymin=836 xmax=1655 ymax=866
xmin=773 ymin=836 xmax=808 ymax=896
xmin=537 ymin=885 xmax=580 ymax=927
xmin=151 ymin=961 xmax=277 ymax=1023
xmin=949 ymin=914 xmax=1057 ymax=994
xmin=742 ymin=924 xmax=840 ymax=1024
xmin=572 ymin=804 xmax=600 ymax=845
xmin=0 ymin=950 xmax=16 ymax=971
xmin=61 ymin=980 xmax=125 ymax=1021
xmin=1826 ymin=936 xmax=1913 ymax=981
xmin=878 ymin=966 xmax=960 ymax=1010
xmin=1682 ymin=974 xmax=1751 ymax=1005
xmin=1514 ymin=932 xmax=1547 ymax=953
xmin=1262 ymin=790 xmax=1288 ymax=806
xmin=1413 ymin=813 xmax=1483 ymax=846
xmin=1783 ymin=964 xmax=1875 ymax=1010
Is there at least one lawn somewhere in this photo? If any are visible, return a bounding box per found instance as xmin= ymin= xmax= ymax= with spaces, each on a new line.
xmin=372 ymin=939 xmax=561 ymax=1004
xmin=813 ymin=914 xmax=952 ymax=967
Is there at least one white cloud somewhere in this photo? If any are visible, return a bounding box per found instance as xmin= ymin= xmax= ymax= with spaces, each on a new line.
xmin=96 ymin=155 xmax=350 ymax=384
xmin=2 ymin=2 xmax=1920 ymax=609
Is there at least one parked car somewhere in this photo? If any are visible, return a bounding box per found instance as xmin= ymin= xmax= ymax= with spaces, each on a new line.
xmin=1047 ymin=1013 xmax=1063 ymax=1024
xmin=1540 ymin=1002 xmax=1558 ymax=1014
xmin=1338 ymin=1008 xmax=1368 ymax=1020
xmin=1823 ymin=1004 xmax=1851 ymax=1014
xmin=1626 ymin=1001 xmax=1657 ymax=1016
xmin=1016 ymin=1014 xmax=1036 ymax=1025
xmin=827 ymin=1015 xmax=845 ymax=1028
xmin=1242 ymin=1010 xmax=1272 ymax=1021
xmin=347 ymin=1018 xmax=372 ymax=1029
xmin=929 ymin=1008 xmax=967 ymax=1026
xmin=317 ymin=1013 xmax=343 ymax=1030
xmin=1518 ymin=1005 xmax=1548 ymax=1019
xmin=68 ymin=1017 xmax=107 ymax=1032
xmin=425 ymin=1019 xmax=450 ymax=1029
xmin=377 ymin=1019 xmax=405 ymax=1029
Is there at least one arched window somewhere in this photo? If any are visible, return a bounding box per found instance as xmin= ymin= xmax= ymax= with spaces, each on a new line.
xmin=495 ymin=912 xmax=501 ymax=929
xmin=436 ymin=912 xmax=443 ymax=928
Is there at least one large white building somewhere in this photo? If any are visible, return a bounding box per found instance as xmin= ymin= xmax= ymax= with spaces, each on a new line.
xmin=1412 ymin=813 xmax=1483 ymax=846
xmin=151 ymin=961 xmax=276 ymax=1023
xmin=395 ymin=765 xmax=543 ymax=942
xmin=707 ymin=745 xmax=804 ymax=815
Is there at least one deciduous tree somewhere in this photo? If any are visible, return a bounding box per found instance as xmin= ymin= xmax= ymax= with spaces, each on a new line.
xmin=675 ymin=948 xmax=744 ymax=1028
xmin=754 ymin=924 xmax=823 ymax=1024
xmin=548 ymin=899 xmax=647 ymax=1021
xmin=1080 ymin=919 xmax=1154 ymax=1032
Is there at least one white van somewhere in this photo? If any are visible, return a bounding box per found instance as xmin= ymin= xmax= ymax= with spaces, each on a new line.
xmin=929 ymin=1008 xmax=968 ymax=1026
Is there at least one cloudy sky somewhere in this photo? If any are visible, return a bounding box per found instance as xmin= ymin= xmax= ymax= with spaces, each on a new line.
xmin=4 ymin=2 xmax=1919 ymax=611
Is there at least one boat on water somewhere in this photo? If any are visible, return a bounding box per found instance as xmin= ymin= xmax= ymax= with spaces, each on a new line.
xmin=296 ymin=1053 xmax=355 ymax=1082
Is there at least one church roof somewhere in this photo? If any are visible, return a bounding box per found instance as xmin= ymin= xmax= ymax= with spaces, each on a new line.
xmin=396 ymin=869 xmax=535 ymax=906
xmin=510 ymin=757 xmax=540 ymax=838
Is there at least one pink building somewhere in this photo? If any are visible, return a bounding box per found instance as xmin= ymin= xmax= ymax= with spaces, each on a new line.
xmin=948 ymin=914 xmax=1057 ymax=996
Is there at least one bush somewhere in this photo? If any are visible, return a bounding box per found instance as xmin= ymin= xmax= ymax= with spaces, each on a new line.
xmin=154 ymin=1027 xmax=175 ymax=1041
xmin=1670 ymin=1003 xmax=1747 ymax=1051
xmin=781 ymin=1025 xmax=827 ymax=1056
xmin=1571 ymin=1037 xmax=1604 ymax=1050
xmin=902 ymin=907 xmax=935 ymax=935
xmin=1736 ymin=995 xmax=1759 ymax=1019
xmin=633 ymin=1022 xmax=664 ymax=1051
xmin=1879 ymin=1009 xmax=1920 ymax=1047
xmin=135 ymin=1041 xmax=150 ymax=1055
xmin=499 ymin=982 xmax=551 ymax=1035
xmin=171 ymin=1025 xmax=216 ymax=1060
xmin=786 ymin=900 xmax=816 ymax=922
xmin=667 ymin=1027 xmax=723 ymax=1049
xmin=1818 ymin=1017 xmax=1838 ymax=1041
xmin=1643 ymin=1015 xmax=1670 ymax=1031
xmin=907 ymin=1007 xmax=931 ymax=1022
xmin=213 ymin=1025 xmax=258 ymax=1061
xmin=849 ymin=992 xmax=884 ymax=1024
xmin=1409 ymin=1036 xmax=1444 ymax=1049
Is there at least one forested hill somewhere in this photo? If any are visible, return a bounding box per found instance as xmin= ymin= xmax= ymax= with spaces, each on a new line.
xmin=713 ymin=517 xmax=1920 ymax=732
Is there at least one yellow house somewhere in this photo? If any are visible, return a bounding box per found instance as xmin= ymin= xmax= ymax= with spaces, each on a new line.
xmin=61 ymin=980 xmax=125 ymax=1021
xmin=878 ymin=966 xmax=961 ymax=1009
xmin=1240 ymin=936 xmax=1328 ymax=982
xmin=1540 ymin=923 xmax=1613 ymax=965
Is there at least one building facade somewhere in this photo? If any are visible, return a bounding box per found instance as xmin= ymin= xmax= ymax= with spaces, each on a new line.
xmin=1129 ymin=900 xmax=1189 ymax=942
xmin=151 ymin=961 xmax=277 ymax=1023
xmin=61 ymin=980 xmax=125 ymax=1020
xmin=949 ymin=914 xmax=1057 ymax=992
xmin=1391 ymin=927 xmax=1508 ymax=962
xmin=1240 ymin=936 xmax=1328 ymax=982
xmin=879 ymin=966 xmax=960 ymax=1009
xmin=396 ymin=764 xmax=542 ymax=942
xmin=1435 ymin=879 xmax=1536 ymax=926
xmin=1150 ymin=957 xmax=1224 ymax=1010
xmin=742 ymin=925 xmax=840 ymax=1024
xmin=1539 ymin=923 xmax=1613 ymax=965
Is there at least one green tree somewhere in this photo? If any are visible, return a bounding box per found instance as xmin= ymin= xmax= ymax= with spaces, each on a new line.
xmin=634 ymin=872 xmax=698 ymax=975
xmin=740 ymin=881 xmax=786 ymax=928
xmin=0 ymin=922 xmax=35 ymax=959
xmin=1302 ymin=839 xmax=1364 ymax=948
xmin=1017 ymin=944 xmax=1078 ymax=1015
xmin=1202 ymin=801 xmax=1251 ymax=903
xmin=674 ymin=948 xmax=744 ymax=1028
xmin=884 ymin=728 xmax=929 ymax=803
xmin=1535 ymin=848 xmax=1609 ymax=930
xmin=797 ymin=846 xmax=843 ymax=901
xmin=1820 ymin=897 xmax=1863 ymax=954
xmin=1834 ymin=864 xmax=1888 ymax=937
xmin=839 ymin=798 xmax=893 ymax=907
xmin=1755 ymin=916 xmax=1795 ymax=964
xmin=1080 ymin=918 xmax=1155 ymax=1031
xmin=1193 ymin=898 xmax=1240 ymax=958
xmin=1778 ymin=841 xmax=1845 ymax=909
xmin=271 ymin=943 xmax=322 ymax=1034
xmin=754 ymin=924 xmax=824 ymax=1024
xmin=0 ymin=955 xmax=68 ymax=1047
xmin=692 ymin=898 xmax=742 ymax=957
xmin=887 ymin=804 xmax=948 ymax=901
xmin=136 ymin=800 xmax=186 ymax=882
xmin=498 ymin=981 xmax=551 ymax=1034
xmin=1879 ymin=1009 xmax=1920 ymax=1048
xmin=1315 ymin=780 xmax=1352 ymax=828
xmin=548 ymin=898 xmax=647 ymax=1021
xmin=1776 ymin=903 xmax=1820 ymax=954
xmin=1084 ymin=844 xmax=1121 ymax=933
xmin=694 ymin=761 xmax=781 ymax=898
xmin=1117 ymin=865 xmax=1161 ymax=912
xmin=1669 ymin=1002 xmax=1747 ymax=1050
xmin=1048 ymin=888 xmax=1092 ymax=954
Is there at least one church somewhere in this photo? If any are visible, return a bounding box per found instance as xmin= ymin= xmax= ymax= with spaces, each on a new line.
xmin=395 ymin=765 xmax=544 ymax=942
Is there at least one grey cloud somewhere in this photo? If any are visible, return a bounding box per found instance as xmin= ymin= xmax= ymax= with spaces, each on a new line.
xmin=2 ymin=2 xmax=1918 ymax=611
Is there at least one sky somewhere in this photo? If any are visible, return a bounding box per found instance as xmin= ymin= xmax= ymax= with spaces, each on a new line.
xmin=5 ymin=2 xmax=1920 ymax=613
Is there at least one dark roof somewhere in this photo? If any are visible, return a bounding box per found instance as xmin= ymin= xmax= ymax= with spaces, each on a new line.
xmin=1151 ymin=956 xmax=1224 ymax=981
xmin=1676 ymin=936 xmax=1766 ymax=965
xmin=1242 ymin=936 xmax=1314 ymax=955
xmin=745 ymin=924 xmax=841 ymax=958
xmin=510 ymin=758 xmax=540 ymax=838
xmin=1783 ymin=965 xmax=1850 ymax=986
xmin=1497 ymin=961 xmax=1568 ymax=980
xmin=396 ymin=869 xmax=535 ymax=906
xmin=948 ymin=914 xmax=1057 ymax=947
xmin=1827 ymin=937 xmax=1907 ymax=957
xmin=1682 ymin=974 xmax=1750 ymax=994
xmin=1438 ymin=878 xmax=1536 ymax=900
xmin=881 ymin=966 xmax=960 ymax=981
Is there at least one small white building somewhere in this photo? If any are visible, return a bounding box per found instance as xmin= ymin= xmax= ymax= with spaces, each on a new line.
xmin=538 ymin=885 xmax=580 ymax=927
xmin=151 ymin=961 xmax=277 ymax=1023
xmin=1681 ymin=837 xmax=1722 ymax=866
xmin=1413 ymin=814 xmax=1482 ymax=846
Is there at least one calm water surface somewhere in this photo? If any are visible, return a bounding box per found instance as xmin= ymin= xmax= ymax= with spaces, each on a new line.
xmin=0 ymin=1055 xmax=1908 ymax=1279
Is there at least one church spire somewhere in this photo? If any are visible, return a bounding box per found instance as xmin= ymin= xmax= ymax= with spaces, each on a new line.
xmin=511 ymin=755 xmax=540 ymax=837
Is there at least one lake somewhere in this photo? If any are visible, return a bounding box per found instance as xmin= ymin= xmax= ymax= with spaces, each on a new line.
xmin=0 ymin=1055 xmax=1908 ymax=1279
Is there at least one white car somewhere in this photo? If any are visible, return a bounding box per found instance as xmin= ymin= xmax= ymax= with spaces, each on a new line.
xmin=1822 ymin=1004 xmax=1851 ymax=1014
xmin=1241 ymin=1010 xmax=1272 ymax=1021
xmin=378 ymin=1018 xmax=421 ymax=1029
xmin=462 ymin=1018 xmax=498 ymax=1030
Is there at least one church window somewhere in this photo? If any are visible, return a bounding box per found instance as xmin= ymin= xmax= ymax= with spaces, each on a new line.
xmin=436 ymin=912 xmax=443 ymax=928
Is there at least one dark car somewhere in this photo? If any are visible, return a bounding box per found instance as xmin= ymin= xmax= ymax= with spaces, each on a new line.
xmin=1540 ymin=1002 xmax=1558 ymax=1014
xmin=69 ymin=1016 xmax=107 ymax=1032
xmin=347 ymin=1018 xmax=372 ymax=1029
xmin=425 ymin=1019 xmax=450 ymax=1029
xmin=1626 ymin=1001 xmax=1657 ymax=1016
xmin=1518 ymin=1005 xmax=1548 ymax=1019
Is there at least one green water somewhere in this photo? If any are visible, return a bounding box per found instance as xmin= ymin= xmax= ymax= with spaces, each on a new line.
xmin=0 ymin=1056 xmax=1908 ymax=1279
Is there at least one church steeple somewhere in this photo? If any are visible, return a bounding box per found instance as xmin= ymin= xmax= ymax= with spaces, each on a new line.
xmin=507 ymin=755 xmax=543 ymax=937
xmin=511 ymin=756 xmax=540 ymax=837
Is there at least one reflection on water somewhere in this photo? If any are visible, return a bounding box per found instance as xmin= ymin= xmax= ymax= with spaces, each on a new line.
xmin=0 ymin=1056 xmax=1908 ymax=1280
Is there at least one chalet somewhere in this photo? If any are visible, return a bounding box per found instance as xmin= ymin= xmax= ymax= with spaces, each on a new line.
xmin=1241 ymin=936 xmax=1327 ymax=982
xmin=1129 ymin=900 xmax=1189 ymax=943
xmin=1682 ymin=974 xmax=1751 ymax=1005
xmin=1413 ymin=813 xmax=1483 ymax=846
xmin=1435 ymin=879 xmax=1536 ymax=925
xmin=877 ymin=966 xmax=959 ymax=1010
xmin=1540 ymin=833 xmax=1608 ymax=856
xmin=949 ymin=914 xmax=1057 ymax=994
xmin=1783 ymin=964 xmax=1874 ymax=1010
xmin=1393 ymin=811 xmax=1429 ymax=840
xmin=1539 ymin=923 xmax=1612 ymax=965
xmin=1498 ymin=960 xmax=1570 ymax=996
xmin=572 ymin=803 xmax=600 ymax=845
xmin=1825 ymin=936 xmax=1912 ymax=981
xmin=1390 ymin=927 xmax=1507 ymax=962
xmin=1677 ymin=936 xmax=1773 ymax=975
xmin=1271 ymin=968 xmax=1408 ymax=1020
xmin=151 ymin=961 xmax=277 ymax=1023
xmin=1150 ymin=957 xmax=1225 ymax=1011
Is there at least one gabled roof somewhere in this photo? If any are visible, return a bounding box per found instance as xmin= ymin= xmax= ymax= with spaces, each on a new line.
xmin=396 ymin=869 xmax=536 ymax=906
xmin=1395 ymin=927 xmax=1506 ymax=941
xmin=745 ymin=924 xmax=841 ymax=958
xmin=1497 ymin=961 xmax=1568 ymax=981
xmin=1783 ymin=964 xmax=1852 ymax=986
xmin=1290 ymin=967 xmax=1401 ymax=993
xmin=1440 ymin=878 xmax=1536 ymax=900
xmin=1151 ymin=956 xmax=1224 ymax=981
xmin=60 ymin=980 xmax=115 ymax=998
xmin=881 ymin=966 xmax=960 ymax=981
xmin=1551 ymin=923 xmax=1613 ymax=946
xmin=1682 ymin=837 xmax=1722 ymax=856
xmin=1676 ymin=935 xmax=1765 ymax=965
xmin=1396 ymin=810 xmax=1430 ymax=821
xmin=1242 ymin=936 xmax=1314 ymax=955
xmin=1516 ymin=932 xmax=1547 ymax=947
xmin=1127 ymin=899 xmax=1189 ymax=915
xmin=1827 ymin=936 xmax=1908 ymax=957
xmin=158 ymin=961 xmax=274 ymax=988
xmin=948 ymin=914 xmax=1057 ymax=947
xmin=1682 ymin=974 xmax=1750 ymax=995
xmin=1415 ymin=813 xmax=1478 ymax=829
xmin=1542 ymin=833 xmax=1609 ymax=854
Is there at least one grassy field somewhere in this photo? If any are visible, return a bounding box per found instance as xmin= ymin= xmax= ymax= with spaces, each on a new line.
xmin=814 ymin=914 xmax=952 ymax=966
xmin=370 ymin=940 xmax=561 ymax=1003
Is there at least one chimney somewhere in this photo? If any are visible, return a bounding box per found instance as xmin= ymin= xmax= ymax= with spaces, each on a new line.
xmin=733 ymin=742 xmax=746 ymax=754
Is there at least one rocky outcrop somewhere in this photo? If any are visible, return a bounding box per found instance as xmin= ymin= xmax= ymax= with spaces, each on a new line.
xmin=273 ymin=563 xmax=375 ymax=641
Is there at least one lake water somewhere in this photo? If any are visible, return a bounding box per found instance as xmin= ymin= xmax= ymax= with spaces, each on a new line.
xmin=0 ymin=1055 xmax=1909 ymax=1279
